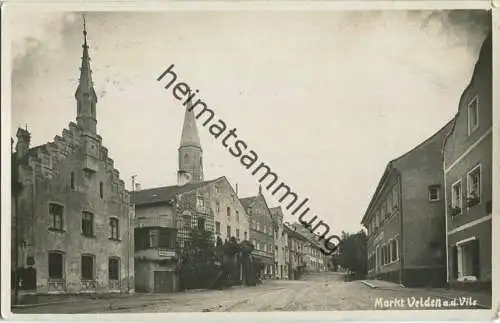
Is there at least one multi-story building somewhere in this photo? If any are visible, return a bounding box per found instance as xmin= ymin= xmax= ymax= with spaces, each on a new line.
xmin=270 ymin=206 xmax=288 ymax=279
xmin=284 ymin=223 xmax=308 ymax=280
xmin=241 ymin=188 xmax=275 ymax=277
xmin=443 ymin=32 xmax=492 ymax=291
xmin=11 ymin=24 xmax=134 ymax=296
xmin=304 ymin=241 xmax=327 ymax=273
xmin=133 ymin=191 xmax=178 ymax=293
xmin=361 ymin=121 xmax=453 ymax=287
xmin=289 ymin=223 xmax=327 ymax=273
xmin=132 ymin=105 xmax=250 ymax=292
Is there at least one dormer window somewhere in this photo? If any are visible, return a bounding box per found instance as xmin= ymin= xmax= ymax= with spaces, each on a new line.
xmin=468 ymin=95 xmax=479 ymax=135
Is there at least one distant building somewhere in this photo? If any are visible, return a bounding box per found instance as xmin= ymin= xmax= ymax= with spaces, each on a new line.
xmin=289 ymin=223 xmax=327 ymax=273
xmin=284 ymin=224 xmax=308 ymax=280
xmin=361 ymin=121 xmax=453 ymax=287
xmin=241 ymin=188 xmax=275 ymax=277
xmin=270 ymin=206 xmax=289 ymax=279
xmin=443 ymin=32 xmax=492 ymax=291
xmin=11 ymin=23 xmax=134 ymax=295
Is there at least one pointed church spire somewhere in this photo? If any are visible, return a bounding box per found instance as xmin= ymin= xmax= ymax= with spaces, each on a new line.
xmin=75 ymin=14 xmax=98 ymax=134
xmin=179 ymin=102 xmax=201 ymax=149
xmin=178 ymin=101 xmax=204 ymax=184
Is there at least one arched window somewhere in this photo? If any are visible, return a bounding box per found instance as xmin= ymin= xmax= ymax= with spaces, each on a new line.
xmin=184 ymin=153 xmax=190 ymax=164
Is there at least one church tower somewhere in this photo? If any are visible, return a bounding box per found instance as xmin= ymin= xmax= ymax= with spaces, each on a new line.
xmin=177 ymin=102 xmax=204 ymax=185
xmin=75 ymin=16 xmax=98 ymax=135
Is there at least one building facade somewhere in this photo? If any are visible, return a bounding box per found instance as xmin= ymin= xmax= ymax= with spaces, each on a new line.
xmin=361 ymin=121 xmax=453 ymax=287
xmin=284 ymin=224 xmax=308 ymax=280
xmin=443 ymin=33 xmax=492 ymax=291
xmin=11 ymin=25 xmax=134 ymax=296
xmin=270 ymin=207 xmax=289 ymax=280
xmin=133 ymin=196 xmax=178 ymax=293
xmin=132 ymin=96 xmax=250 ymax=292
xmin=241 ymin=189 xmax=275 ymax=277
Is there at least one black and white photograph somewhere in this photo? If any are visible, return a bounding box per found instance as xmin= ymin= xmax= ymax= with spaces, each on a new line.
xmin=1 ymin=1 xmax=497 ymax=320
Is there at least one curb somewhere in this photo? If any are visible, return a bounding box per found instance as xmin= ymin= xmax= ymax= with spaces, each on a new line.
xmin=361 ymin=280 xmax=377 ymax=289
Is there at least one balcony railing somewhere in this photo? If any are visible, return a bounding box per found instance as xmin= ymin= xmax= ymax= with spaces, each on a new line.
xmin=81 ymin=279 xmax=97 ymax=291
xmin=109 ymin=279 xmax=121 ymax=290
xmin=48 ymin=279 xmax=66 ymax=293
xmin=135 ymin=247 xmax=177 ymax=260
xmin=135 ymin=216 xmax=175 ymax=228
xmin=196 ymin=205 xmax=211 ymax=214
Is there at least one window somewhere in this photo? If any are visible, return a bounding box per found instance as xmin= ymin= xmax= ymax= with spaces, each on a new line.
xmin=216 ymin=202 xmax=220 ymax=213
xmin=429 ymin=185 xmax=441 ymax=202
xmin=236 ymin=229 xmax=240 ymax=240
xmin=70 ymin=172 xmax=75 ymax=190
xmin=197 ymin=196 xmax=204 ymax=208
xmin=49 ymin=203 xmax=64 ymax=230
xmin=99 ymin=182 xmax=104 ymax=199
xmin=382 ymin=202 xmax=388 ymax=219
xmin=227 ymin=225 xmax=231 ymax=238
xmin=248 ymin=207 xmax=252 ymax=215
xmin=257 ymin=222 xmax=261 ymax=231
xmin=81 ymin=211 xmax=94 ymax=236
xmin=392 ymin=185 xmax=399 ymax=209
xmin=197 ymin=217 xmax=205 ymax=229
xmin=391 ymin=239 xmax=398 ymax=262
xmin=108 ymin=258 xmax=120 ymax=280
xmin=81 ymin=254 xmax=95 ymax=280
xmin=109 ymin=218 xmax=119 ymax=240
xmin=244 ymin=231 xmax=247 ymax=241
xmin=236 ymin=211 xmax=240 ymax=222
xmin=215 ymin=221 xmax=221 ymax=234
xmin=468 ymin=96 xmax=479 ymax=135
xmin=48 ymin=251 xmax=64 ymax=279
xmin=467 ymin=165 xmax=481 ymax=207
xmin=184 ymin=153 xmax=190 ymax=164
xmin=451 ymin=180 xmax=462 ymax=213
xmin=226 ymin=207 xmax=231 ymax=217
xmin=149 ymin=229 xmax=158 ymax=247
xmin=386 ymin=196 xmax=392 ymax=215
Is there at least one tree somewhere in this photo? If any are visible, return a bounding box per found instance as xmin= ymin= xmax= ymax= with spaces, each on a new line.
xmin=177 ymin=225 xmax=216 ymax=290
xmin=336 ymin=230 xmax=367 ymax=278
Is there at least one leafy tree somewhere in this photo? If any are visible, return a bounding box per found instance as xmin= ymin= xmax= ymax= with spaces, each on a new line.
xmin=336 ymin=230 xmax=367 ymax=278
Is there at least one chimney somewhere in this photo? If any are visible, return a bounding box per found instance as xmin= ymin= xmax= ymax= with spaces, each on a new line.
xmin=135 ymin=183 xmax=141 ymax=191
xmin=15 ymin=127 xmax=31 ymax=158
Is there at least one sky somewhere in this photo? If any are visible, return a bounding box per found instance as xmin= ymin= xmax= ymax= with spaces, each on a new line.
xmin=8 ymin=9 xmax=491 ymax=235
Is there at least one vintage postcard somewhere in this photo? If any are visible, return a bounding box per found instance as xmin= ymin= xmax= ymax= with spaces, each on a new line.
xmin=1 ymin=1 xmax=498 ymax=321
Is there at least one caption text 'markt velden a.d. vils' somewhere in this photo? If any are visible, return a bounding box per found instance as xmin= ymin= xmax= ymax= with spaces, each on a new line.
xmin=157 ymin=64 xmax=342 ymax=255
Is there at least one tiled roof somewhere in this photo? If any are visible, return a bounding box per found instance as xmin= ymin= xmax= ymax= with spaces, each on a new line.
xmin=239 ymin=196 xmax=257 ymax=208
xmin=133 ymin=177 xmax=220 ymax=206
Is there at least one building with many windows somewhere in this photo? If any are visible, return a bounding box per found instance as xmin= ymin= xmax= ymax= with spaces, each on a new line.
xmin=270 ymin=206 xmax=288 ymax=279
xmin=132 ymin=99 xmax=250 ymax=292
xmin=443 ymin=32 xmax=492 ymax=291
xmin=284 ymin=223 xmax=309 ymax=280
xmin=241 ymin=188 xmax=275 ymax=277
xmin=11 ymin=23 xmax=134 ymax=296
xmin=361 ymin=120 xmax=453 ymax=287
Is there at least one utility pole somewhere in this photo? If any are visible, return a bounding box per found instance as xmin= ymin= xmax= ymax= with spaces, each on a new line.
xmin=128 ymin=175 xmax=137 ymax=293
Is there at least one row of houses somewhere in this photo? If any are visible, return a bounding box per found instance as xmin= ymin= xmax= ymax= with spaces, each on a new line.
xmin=10 ymin=22 xmax=327 ymax=297
xmin=361 ymin=32 xmax=492 ymax=291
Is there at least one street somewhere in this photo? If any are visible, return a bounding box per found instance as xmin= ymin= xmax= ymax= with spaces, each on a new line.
xmin=12 ymin=272 xmax=488 ymax=314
